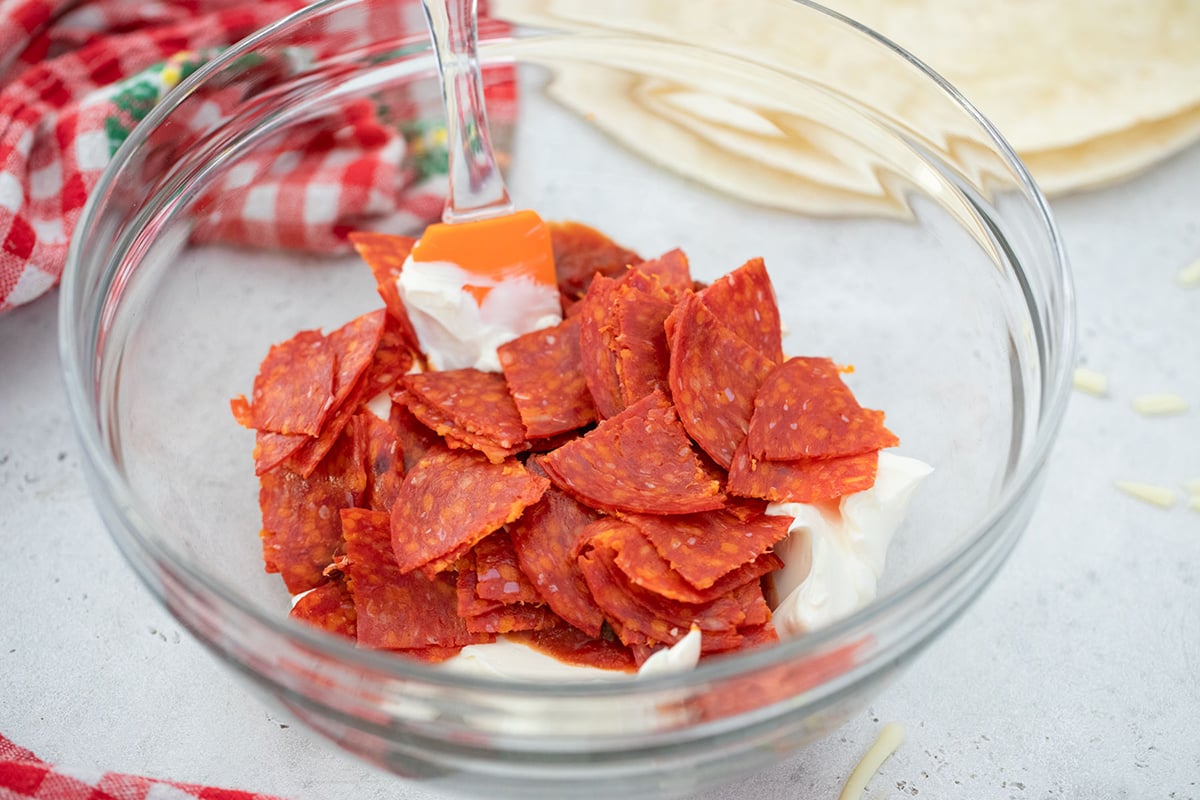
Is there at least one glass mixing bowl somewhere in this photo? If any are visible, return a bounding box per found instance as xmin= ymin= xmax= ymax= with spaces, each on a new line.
xmin=59 ymin=0 xmax=1074 ymax=796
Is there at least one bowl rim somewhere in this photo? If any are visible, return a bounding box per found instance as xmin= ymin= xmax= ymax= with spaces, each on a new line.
xmin=59 ymin=0 xmax=1075 ymax=699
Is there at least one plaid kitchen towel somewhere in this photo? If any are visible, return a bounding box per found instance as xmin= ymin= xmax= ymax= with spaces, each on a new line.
xmin=0 ymin=0 xmax=514 ymax=313
xmin=0 ymin=731 xmax=286 ymax=800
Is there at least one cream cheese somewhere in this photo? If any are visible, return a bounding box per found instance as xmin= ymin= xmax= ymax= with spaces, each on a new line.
xmin=397 ymin=257 xmax=561 ymax=372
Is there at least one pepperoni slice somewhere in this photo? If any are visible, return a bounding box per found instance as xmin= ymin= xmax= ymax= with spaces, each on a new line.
xmin=455 ymin=554 xmax=501 ymax=617
xmin=464 ymin=602 xmax=560 ymax=635
xmin=611 ymin=281 xmax=674 ymax=408
xmin=249 ymin=329 xmax=335 ymax=436
xmin=696 ymin=257 xmax=782 ymax=363
xmin=576 ymin=275 xmax=624 ymax=419
xmin=610 ymin=520 xmax=783 ymax=604
xmin=388 ymin=400 xmax=440 ymax=472
xmin=508 ymin=622 xmax=636 ymax=673
xmin=359 ymin=314 xmax=416 ymax=398
xmin=353 ymin=410 xmax=404 ymax=513
xmin=498 ymin=316 xmax=596 ymax=439
xmin=622 ymin=499 xmax=792 ymax=590
xmin=289 ymin=578 xmax=356 ymax=639
xmin=347 ymin=232 xmax=423 ymax=355
xmin=474 ymin=531 xmax=543 ymax=604
xmin=727 ymin=440 xmax=880 ymax=503
xmin=230 ymin=395 xmax=253 ymax=428
xmin=285 ymin=379 xmax=366 ymax=478
xmin=507 ymin=475 xmax=606 ymax=638
xmin=327 ymin=310 xmax=387 ymax=410
xmin=390 ymin=446 xmax=548 ymax=576
xmin=668 ymin=291 xmax=774 ymax=469
xmin=549 ymin=220 xmax=641 ymax=301
xmin=633 ymin=249 xmax=692 ymax=296
xmin=400 ymin=369 xmax=528 ymax=463
xmin=259 ymin=427 xmax=366 ymax=593
xmin=745 ymin=356 xmax=899 ymax=460
xmin=253 ymin=429 xmax=307 ymax=476
xmin=340 ymin=508 xmax=490 ymax=650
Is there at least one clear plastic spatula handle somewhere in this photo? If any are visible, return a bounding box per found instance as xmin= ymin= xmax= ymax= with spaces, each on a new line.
xmin=420 ymin=0 xmax=514 ymax=224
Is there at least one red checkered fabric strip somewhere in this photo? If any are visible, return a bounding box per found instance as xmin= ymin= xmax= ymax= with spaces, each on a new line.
xmin=0 ymin=0 xmax=514 ymax=313
xmin=0 ymin=732 xmax=286 ymax=800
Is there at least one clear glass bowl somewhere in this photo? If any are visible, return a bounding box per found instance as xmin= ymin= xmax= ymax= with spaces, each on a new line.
xmin=59 ymin=0 xmax=1074 ymax=796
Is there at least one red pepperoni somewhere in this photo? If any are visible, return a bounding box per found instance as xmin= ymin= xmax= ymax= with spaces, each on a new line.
xmin=326 ymin=310 xmax=387 ymax=410
xmin=353 ymin=410 xmax=404 ymax=513
xmin=455 ymin=554 xmax=501 ymax=617
xmin=607 ymin=516 xmax=784 ymax=604
xmin=508 ymin=622 xmax=636 ymax=673
xmin=622 ymin=498 xmax=792 ymax=590
xmin=474 ymin=531 xmax=543 ymax=605
xmin=498 ymin=316 xmax=596 ymax=439
xmin=388 ymin=400 xmax=440 ymax=472
xmin=611 ymin=281 xmax=675 ymax=408
xmin=230 ymin=395 xmax=253 ymax=428
xmin=549 ymin=220 xmax=641 ymax=301
xmin=289 ymin=578 xmax=356 ymax=639
xmin=727 ymin=439 xmax=880 ymax=503
xmin=507 ymin=475 xmax=606 ymax=638
xmin=464 ymin=602 xmax=560 ymax=635
xmin=668 ymin=291 xmax=774 ymax=469
xmin=633 ymin=248 xmax=692 ymax=296
xmin=540 ymin=390 xmax=725 ymax=515
xmin=745 ymin=356 xmax=899 ymax=460
xmin=259 ymin=426 xmax=366 ymax=593
xmin=697 ymin=257 xmax=782 ymax=363
xmin=253 ymin=429 xmax=307 ymax=476
xmin=285 ymin=379 xmax=366 ymax=478
xmin=249 ymin=329 xmax=335 ymax=436
xmin=389 ymin=446 xmax=549 ymax=577
xmin=400 ymin=369 xmax=528 ymax=463
xmin=359 ymin=314 xmax=416 ymax=398
xmin=340 ymin=508 xmax=491 ymax=650
xmin=576 ymin=275 xmax=624 ymax=419
xmin=347 ymin=232 xmax=423 ymax=356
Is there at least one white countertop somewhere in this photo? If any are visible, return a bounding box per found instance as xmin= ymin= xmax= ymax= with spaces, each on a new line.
xmin=3 ymin=142 xmax=1198 ymax=799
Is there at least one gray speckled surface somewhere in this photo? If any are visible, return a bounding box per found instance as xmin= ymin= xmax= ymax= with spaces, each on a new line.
xmin=3 ymin=141 xmax=1199 ymax=799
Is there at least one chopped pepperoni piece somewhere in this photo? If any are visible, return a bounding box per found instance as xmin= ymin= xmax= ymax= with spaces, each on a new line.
xmin=249 ymin=329 xmax=336 ymax=436
xmin=388 ymin=400 xmax=440 ymax=472
xmin=727 ymin=440 xmax=880 ymax=503
xmin=622 ymin=498 xmax=792 ymax=590
xmin=326 ymin=310 xmax=387 ymax=410
xmin=550 ymin=220 xmax=641 ymax=301
xmin=668 ymin=291 xmax=774 ymax=469
xmin=253 ymin=429 xmax=307 ymax=476
xmin=359 ymin=314 xmax=416 ymax=398
xmin=259 ymin=427 xmax=366 ymax=593
xmin=340 ymin=507 xmax=490 ymax=650
xmin=576 ymin=275 xmax=624 ymax=419
xmin=464 ymin=602 xmax=560 ymax=635
xmin=289 ymin=579 xmax=357 ymax=639
xmin=507 ymin=476 xmax=606 ymax=638
xmin=632 ymin=248 xmax=692 ymax=296
xmin=610 ymin=519 xmax=783 ymax=604
xmin=456 ymin=554 xmax=502 ymax=617
xmin=540 ymin=390 xmax=725 ymax=515
xmin=347 ymin=232 xmax=423 ymax=354
xmin=474 ymin=531 xmax=543 ymax=604
xmin=353 ymin=410 xmax=404 ymax=512
xmin=389 ymin=446 xmax=548 ymax=576
xmin=745 ymin=356 xmax=899 ymax=460
xmin=697 ymin=257 xmax=782 ymax=363
xmin=230 ymin=395 xmax=253 ymax=428
xmin=509 ymin=622 xmax=636 ymax=673
xmin=400 ymin=369 xmax=529 ymax=463
xmin=611 ymin=281 xmax=674 ymax=408
xmin=498 ymin=316 xmax=596 ymax=438
xmin=285 ymin=379 xmax=366 ymax=478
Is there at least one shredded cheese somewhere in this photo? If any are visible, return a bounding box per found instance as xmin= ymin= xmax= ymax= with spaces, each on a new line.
xmin=1115 ymin=481 xmax=1177 ymax=508
xmin=1072 ymin=367 xmax=1109 ymax=397
xmin=1131 ymin=394 xmax=1189 ymax=416
xmin=838 ymin=723 xmax=905 ymax=800
xmin=1178 ymin=258 xmax=1200 ymax=288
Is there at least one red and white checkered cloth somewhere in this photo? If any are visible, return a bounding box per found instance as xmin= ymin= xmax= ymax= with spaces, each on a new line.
xmin=0 ymin=0 xmax=515 ymax=313
xmin=0 ymin=731 xmax=285 ymax=800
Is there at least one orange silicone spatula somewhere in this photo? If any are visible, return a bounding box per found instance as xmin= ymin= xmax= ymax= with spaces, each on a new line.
xmin=415 ymin=0 xmax=555 ymax=295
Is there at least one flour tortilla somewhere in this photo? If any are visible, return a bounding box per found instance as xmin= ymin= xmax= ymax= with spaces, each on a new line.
xmin=495 ymin=0 xmax=1200 ymax=197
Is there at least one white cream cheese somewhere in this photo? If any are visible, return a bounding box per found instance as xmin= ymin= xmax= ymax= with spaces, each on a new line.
xmin=768 ymin=452 xmax=933 ymax=637
xmin=397 ymin=257 xmax=561 ymax=372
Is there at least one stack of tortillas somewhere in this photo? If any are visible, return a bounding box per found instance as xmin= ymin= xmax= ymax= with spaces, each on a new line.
xmin=494 ymin=0 xmax=1200 ymax=204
